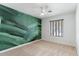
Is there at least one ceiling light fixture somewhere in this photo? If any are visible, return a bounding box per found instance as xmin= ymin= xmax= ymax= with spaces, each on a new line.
xmin=40 ymin=5 xmax=48 ymax=16
xmin=40 ymin=5 xmax=52 ymax=16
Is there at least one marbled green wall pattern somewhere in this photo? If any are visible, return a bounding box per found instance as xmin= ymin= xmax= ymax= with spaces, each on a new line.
xmin=0 ymin=5 xmax=41 ymax=51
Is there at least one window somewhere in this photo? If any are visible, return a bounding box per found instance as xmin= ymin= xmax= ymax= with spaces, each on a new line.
xmin=50 ymin=19 xmax=63 ymax=37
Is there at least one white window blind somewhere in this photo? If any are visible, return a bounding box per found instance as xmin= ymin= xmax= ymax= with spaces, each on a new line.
xmin=50 ymin=19 xmax=63 ymax=37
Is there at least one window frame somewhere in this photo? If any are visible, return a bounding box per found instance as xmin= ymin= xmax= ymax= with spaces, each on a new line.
xmin=50 ymin=19 xmax=64 ymax=37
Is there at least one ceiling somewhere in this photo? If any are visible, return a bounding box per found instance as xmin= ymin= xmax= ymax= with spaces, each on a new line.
xmin=0 ymin=3 xmax=76 ymax=19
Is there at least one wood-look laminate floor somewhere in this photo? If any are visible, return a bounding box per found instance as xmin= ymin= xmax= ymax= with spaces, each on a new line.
xmin=0 ymin=40 xmax=77 ymax=56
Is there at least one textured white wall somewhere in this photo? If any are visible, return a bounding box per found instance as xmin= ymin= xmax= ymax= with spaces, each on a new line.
xmin=76 ymin=4 xmax=79 ymax=55
xmin=42 ymin=12 xmax=76 ymax=46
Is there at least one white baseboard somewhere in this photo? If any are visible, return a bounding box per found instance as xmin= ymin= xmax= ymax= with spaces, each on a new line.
xmin=42 ymin=39 xmax=76 ymax=47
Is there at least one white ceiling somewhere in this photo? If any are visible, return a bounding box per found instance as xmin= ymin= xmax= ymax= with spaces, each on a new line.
xmin=1 ymin=3 xmax=76 ymax=19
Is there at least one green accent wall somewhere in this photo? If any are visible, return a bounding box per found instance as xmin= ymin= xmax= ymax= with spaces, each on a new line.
xmin=0 ymin=5 xmax=41 ymax=51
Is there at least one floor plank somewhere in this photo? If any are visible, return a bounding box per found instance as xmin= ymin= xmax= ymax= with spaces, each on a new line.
xmin=0 ymin=40 xmax=77 ymax=56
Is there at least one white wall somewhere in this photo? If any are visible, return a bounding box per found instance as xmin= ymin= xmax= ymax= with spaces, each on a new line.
xmin=76 ymin=4 xmax=79 ymax=55
xmin=42 ymin=12 xmax=76 ymax=47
